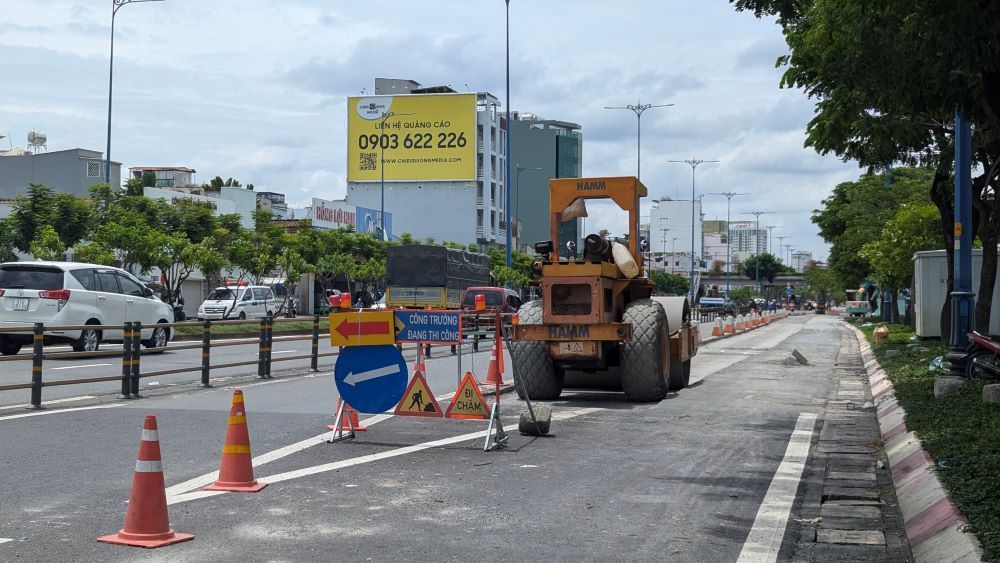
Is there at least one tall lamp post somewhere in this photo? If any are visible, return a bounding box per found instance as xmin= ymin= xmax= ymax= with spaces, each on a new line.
xmin=775 ymin=235 xmax=787 ymax=264
xmin=504 ymin=0 xmax=514 ymax=268
xmin=377 ymin=110 xmax=414 ymax=241
xmin=708 ymin=191 xmax=746 ymax=298
xmin=764 ymin=225 xmax=778 ymax=255
xmin=604 ymin=101 xmax=674 ymax=180
xmin=659 ymin=227 xmax=672 ymax=270
xmin=741 ymin=210 xmax=773 ymax=293
xmin=106 ymin=0 xmax=164 ymax=184
xmin=670 ymin=158 xmax=718 ymax=303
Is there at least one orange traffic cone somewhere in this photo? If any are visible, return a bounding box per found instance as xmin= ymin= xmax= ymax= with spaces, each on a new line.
xmin=484 ymin=346 xmax=504 ymax=386
xmin=413 ymin=344 xmax=426 ymax=375
xmin=204 ymin=389 xmax=266 ymax=492
xmin=98 ymin=415 xmax=194 ymax=548
xmin=327 ymin=398 xmax=368 ymax=432
xmin=711 ymin=317 xmax=723 ymax=337
xmin=724 ymin=315 xmax=735 ymax=334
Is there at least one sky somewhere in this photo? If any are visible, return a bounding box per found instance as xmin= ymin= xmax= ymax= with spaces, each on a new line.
xmin=0 ymin=0 xmax=864 ymax=262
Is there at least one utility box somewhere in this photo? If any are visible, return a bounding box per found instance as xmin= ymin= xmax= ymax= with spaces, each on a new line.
xmin=912 ymin=249 xmax=1000 ymax=338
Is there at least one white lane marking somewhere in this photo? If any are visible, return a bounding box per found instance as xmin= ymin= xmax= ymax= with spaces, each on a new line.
xmin=0 ymin=395 xmax=95 ymax=411
xmin=168 ymin=406 xmax=601 ymax=506
xmin=0 ymin=403 xmax=125 ymax=422
xmin=0 ymin=538 xmax=12 ymax=545
xmin=50 ymin=363 xmax=112 ymax=371
xmin=737 ymin=412 xmax=818 ymax=563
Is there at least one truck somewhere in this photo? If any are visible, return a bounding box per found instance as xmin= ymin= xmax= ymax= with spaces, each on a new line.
xmin=844 ymin=288 xmax=871 ymax=316
xmin=385 ymin=245 xmax=491 ymax=309
xmin=510 ymin=176 xmax=700 ymax=402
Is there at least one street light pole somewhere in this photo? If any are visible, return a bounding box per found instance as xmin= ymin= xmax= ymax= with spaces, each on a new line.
xmin=708 ymin=191 xmax=746 ymax=298
xmin=106 ymin=0 xmax=164 ymax=185
xmin=670 ymin=158 xmax=718 ymax=303
xmin=378 ymin=111 xmax=414 ymax=241
xmin=775 ymin=235 xmax=787 ymax=264
xmin=764 ymin=225 xmax=778 ymax=255
xmin=741 ymin=210 xmax=774 ymax=294
xmin=671 ymin=237 xmax=681 ymax=275
xmin=504 ymin=0 xmax=513 ymax=268
xmin=604 ymin=101 xmax=674 ymax=180
xmin=660 ymin=227 xmax=672 ymax=270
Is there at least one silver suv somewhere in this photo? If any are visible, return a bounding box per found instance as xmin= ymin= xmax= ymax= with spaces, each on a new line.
xmin=0 ymin=261 xmax=174 ymax=355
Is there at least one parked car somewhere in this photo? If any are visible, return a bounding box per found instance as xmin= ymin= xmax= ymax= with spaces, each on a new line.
xmin=197 ymin=284 xmax=277 ymax=321
xmin=460 ymin=287 xmax=523 ymax=314
xmin=0 ymin=261 xmax=174 ymax=355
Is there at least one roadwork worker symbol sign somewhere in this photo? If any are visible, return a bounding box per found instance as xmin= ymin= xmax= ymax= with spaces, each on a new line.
xmin=445 ymin=372 xmax=490 ymax=420
xmin=394 ymin=371 xmax=443 ymax=418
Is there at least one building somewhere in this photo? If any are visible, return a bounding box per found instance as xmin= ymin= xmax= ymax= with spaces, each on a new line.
xmin=702 ymin=233 xmax=729 ymax=273
xmin=256 ymin=191 xmax=289 ymax=219
xmin=508 ymin=113 xmax=583 ymax=252
xmin=728 ymin=220 xmax=768 ymax=262
xmin=791 ymin=250 xmax=813 ymax=272
xmin=304 ymin=197 xmax=393 ymax=238
xmin=346 ymin=79 xmax=509 ymax=249
xmin=129 ymin=166 xmax=196 ymax=188
xmin=649 ymin=197 xmax=703 ymax=272
xmin=0 ymin=148 xmax=122 ymax=198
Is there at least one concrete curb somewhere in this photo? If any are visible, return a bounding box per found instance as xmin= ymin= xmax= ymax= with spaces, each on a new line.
xmin=846 ymin=322 xmax=983 ymax=562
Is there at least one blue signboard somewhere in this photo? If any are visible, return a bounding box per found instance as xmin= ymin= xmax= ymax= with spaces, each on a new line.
xmin=394 ymin=310 xmax=462 ymax=344
xmin=355 ymin=206 xmax=393 ymax=242
xmin=334 ymin=345 xmax=408 ymax=413
xmin=786 ymin=286 xmax=794 ymax=296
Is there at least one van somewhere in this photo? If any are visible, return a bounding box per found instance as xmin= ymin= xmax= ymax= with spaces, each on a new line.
xmin=197 ymin=285 xmax=277 ymax=321
xmin=0 ymin=261 xmax=174 ymax=354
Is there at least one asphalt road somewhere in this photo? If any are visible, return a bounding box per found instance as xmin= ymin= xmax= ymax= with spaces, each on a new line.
xmin=0 ymin=315 xmax=845 ymax=561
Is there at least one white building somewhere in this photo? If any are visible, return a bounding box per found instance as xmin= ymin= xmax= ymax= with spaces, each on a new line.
xmin=346 ymin=79 xmax=508 ymax=249
xmin=791 ymin=250 xmax=813 ymax=272
xmin=649 ymin=197 xmax=703 ymax=271
xmin=728 ymin=221 xmax=768 ymax=258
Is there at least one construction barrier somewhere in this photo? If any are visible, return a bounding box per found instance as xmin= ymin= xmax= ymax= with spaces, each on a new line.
xmin=724 ymin=315 xmax=735 ymax=334
xmin=712 ymin=317 xmax=723 ymax=337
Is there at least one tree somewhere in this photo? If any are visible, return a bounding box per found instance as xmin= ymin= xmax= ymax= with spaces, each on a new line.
xmin=741 ymin=253 xmax=788 ymax=284
xmin=29 ymin=225 xmax=66 ymax=261
xmin=153 ymin=234 xmax=199 ymax=308
xmin=812 ymin=168 xmax=932 ymax=289
xmin=804 ymin=265 xmax=842 ymax=305
xmin=731 ymin=0 xmax=1000 ymax=337
xmin=859 ymin=204 xmax=940 ymax=291
xmin=141 ymin=171 xmax=157 ymax=188
xmin=709 ymin=260 xmax=725 ymax=276
xmin=124 ymin=177 xmax=144 ymax=197
xmin=492 ymin=266 xmax=530 ymax=289
xmin=649 ymin=270 xmax=689 ymax=295
xmin=0 ymin=220 xmax=18 ymax=263
xmin=8 ymin=184 xmax=93 ymax=253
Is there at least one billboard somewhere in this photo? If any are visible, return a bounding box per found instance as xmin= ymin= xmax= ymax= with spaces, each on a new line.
xmin=347 ymin=93 xmax=477 ymax=182
xmin=309 ymin=198 xmax=393 ymax=241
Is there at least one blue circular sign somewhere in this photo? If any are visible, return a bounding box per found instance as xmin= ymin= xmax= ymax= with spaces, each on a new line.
xmin=334 ymin=345 xmax=408 ymax=413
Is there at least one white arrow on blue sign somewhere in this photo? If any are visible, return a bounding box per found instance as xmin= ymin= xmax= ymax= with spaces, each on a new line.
xmin=334 ymin=344 xmax=408 ymax=413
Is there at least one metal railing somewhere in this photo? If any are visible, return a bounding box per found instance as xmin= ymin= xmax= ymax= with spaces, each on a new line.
xmin=0 ymin=312 xmax=510 ymax=409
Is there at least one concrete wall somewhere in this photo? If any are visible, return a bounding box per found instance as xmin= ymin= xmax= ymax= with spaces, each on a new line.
xmin=0 ymin=149 xmax=121 ymax=197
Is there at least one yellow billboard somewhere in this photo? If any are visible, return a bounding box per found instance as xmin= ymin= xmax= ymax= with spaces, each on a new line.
xmin=347 ymin=93 xmax=477 ymax=182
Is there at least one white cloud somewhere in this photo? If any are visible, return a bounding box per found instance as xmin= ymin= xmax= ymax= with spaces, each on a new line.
xmin=0 ymin=0 xmax=862 ymax=261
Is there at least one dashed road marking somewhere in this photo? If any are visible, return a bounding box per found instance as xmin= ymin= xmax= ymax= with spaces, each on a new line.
xmin=0 ymin=403 xmax=125 ymax=422
xmin=50 ymin=363 xmax=112 ymax=371
xmin=737 ymin=412 xmax=818 ymax=563
xmin=167 ymin=406 xmax=601 ymax=506
xmin=0 ymin=395 xmax=96 ymax=411
xmin=0 ymin=538 xmax=13 ymax=545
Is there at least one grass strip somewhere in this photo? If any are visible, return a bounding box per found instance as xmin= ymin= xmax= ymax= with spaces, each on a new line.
xmin=853 ymin=318 xmax=1000 ymax=559
xmin=173 ymin=319 xmax=330 ymax=337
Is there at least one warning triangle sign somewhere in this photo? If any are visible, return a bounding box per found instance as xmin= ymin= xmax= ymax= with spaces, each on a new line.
xmin=394 ymin=371 xmax=443 ymax=418
xmin=445 ymin=372 xmax=491 ymax=420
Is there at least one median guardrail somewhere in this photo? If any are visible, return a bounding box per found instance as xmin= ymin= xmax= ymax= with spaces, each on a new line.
xmin=0 ymin=312 xmax=509 ymax=409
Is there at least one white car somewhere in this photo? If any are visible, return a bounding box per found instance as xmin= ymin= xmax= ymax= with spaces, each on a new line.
xmin=0 ymin=261 xmax=174 ymax=355
xmin=197 ymin=285 xmax=276 ymax=321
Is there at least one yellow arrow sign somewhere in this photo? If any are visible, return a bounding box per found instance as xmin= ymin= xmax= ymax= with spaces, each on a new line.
xmin=329 ymin=311 xmax=397 ymax=347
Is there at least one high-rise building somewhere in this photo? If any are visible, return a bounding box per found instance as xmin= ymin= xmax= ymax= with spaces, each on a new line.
xmin=728 ymin=221 xmax=768 ymax=255
xmin=346 ymin=79 xmax=508 ymax=249
xmin=508 ymin=113 xmax=582 ymax=252
xmin=649 ymin=197 xmax=703 ymax=271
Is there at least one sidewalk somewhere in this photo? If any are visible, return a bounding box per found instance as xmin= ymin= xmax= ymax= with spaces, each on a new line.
xmin=791 ymin=321 xmax=911 ymax=561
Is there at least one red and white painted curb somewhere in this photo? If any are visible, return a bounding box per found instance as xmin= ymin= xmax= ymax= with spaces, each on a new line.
xmin=848 ymin=323 xmax=983 ymax=562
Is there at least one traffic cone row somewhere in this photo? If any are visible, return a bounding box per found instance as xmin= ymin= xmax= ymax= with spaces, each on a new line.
xmin=99 ymin=389 xmax=269 ymax=550
xmin=724 ymin=315 xmax=735 ymax=334
xmin=711 ymin=317 xmax=723 ymax=337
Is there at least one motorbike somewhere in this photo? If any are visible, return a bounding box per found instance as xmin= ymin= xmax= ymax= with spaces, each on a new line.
xmin=962 ymin=331 xmax=1000 ymax=379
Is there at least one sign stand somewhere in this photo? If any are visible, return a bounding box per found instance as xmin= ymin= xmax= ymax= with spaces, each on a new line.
xmin=483 ymin=310 xmax=509 ymax=451
xmin=327 ymin=400 xmax=356 ymax=443
xmin=501 ymin=323 xmax=546 ymax=436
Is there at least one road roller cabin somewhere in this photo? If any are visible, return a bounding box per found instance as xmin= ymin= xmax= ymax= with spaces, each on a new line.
xmin=511 ymin=176 xmax=700 ymax=402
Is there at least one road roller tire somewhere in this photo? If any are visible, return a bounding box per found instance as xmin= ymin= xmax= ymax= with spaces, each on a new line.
xmin=510 ymin=300 xmax=564 ymax=400
xmin=621 ymin=299 xmax=670 ymax=402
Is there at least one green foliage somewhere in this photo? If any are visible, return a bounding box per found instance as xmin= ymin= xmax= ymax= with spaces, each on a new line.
xmin=649 ymin=269 xmax=689 ymax=295
xmin=740 ymin=253 xmax=790 ymax=283
xmin=492 ymin=266 xmax=530 ymax=289
xmin=397 ymin=232 xmax=418 ymax=245
xmin=729 ymin=287 xmax=754 ymax=303
xmin=29 ymin=225 xmax=66 ymax=261
xmin=0 ymin=220 xmax=18 ymax=262
xmin=487 ymin=248 xmax=533 ymax=288
xmin=859 ymin=203 xmax=940 ymax=288
xmin=124 ymin=177 xmax=144 ymax=197
xmin=141 ymin=171 xmax=157 ymax=188
xmin=72 ymin=241 xmax=116 ymax=265
xmin=804 ymin=266 xmax=841 ymax=302
xmin=811 ymin=168 xmax=933 ymax=288
xmin=8 ymin=184 xmax=93 ymax=253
